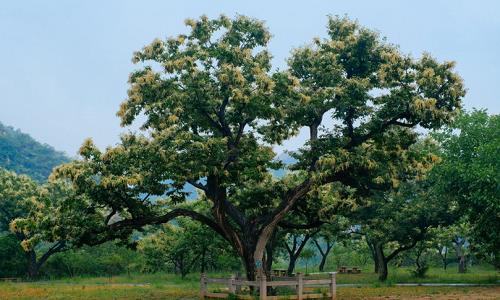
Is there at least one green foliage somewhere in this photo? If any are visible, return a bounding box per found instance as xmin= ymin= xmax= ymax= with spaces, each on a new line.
xmin=0 ymin=168 xmax=39 ymax=232
xmin=432 ymin=110 xmax=500 ymax=267
xmin=41 ymin=242 xmax=143 ymax=278
xmin=138 ymin=217 xmax=240 ymax=277
xmin=0 ymin=233 xmax=27 ymax=277
xmin=11 ymin=180 xmax=101 ymax=252
xmin=327 ymin=239 xmax=372 ymax=269
xmin=0 ymin=122 xmax=68 ymax=183
xmin=0 ymin=168 xmax=84 ymax=277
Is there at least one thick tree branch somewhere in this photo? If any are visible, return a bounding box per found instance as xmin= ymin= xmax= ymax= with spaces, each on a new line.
xmin=188 ymin=180 xmax=207 ymax=192
xmin=313 ymin=239 xmax=325 ymax=256
xmin=105 ymin=208 xmax=116 ymax=225
xmin=109 ymin=208 xmax=226 ymax=239
xmin=386 ymin=238 xmax=419 ymax=262
xmin=37 ymin=241 xmax=67 ymax=269
xmin=348 ymin=113 xmax=414 ymax=149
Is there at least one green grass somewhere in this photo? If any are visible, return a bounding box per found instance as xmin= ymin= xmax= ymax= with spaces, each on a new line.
xmin=1 ymin=282 xmax=499 ymax=300
xmin=294 ymin=264 xmax=499 ymax=284
xmin=0 ymin=266 xmax=497 ymax=300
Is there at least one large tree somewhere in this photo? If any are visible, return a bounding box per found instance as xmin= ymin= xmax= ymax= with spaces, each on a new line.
xmin=21 ymin=15 xmax=463 ymax=280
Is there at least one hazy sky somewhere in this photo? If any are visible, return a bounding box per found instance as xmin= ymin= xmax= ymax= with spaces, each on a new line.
xmin=1 ymin=1 xmax=499 ymax=156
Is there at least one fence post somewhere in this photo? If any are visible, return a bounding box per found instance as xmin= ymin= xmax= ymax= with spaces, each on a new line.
xmin=200 ymin=273 xmax=207 ymax=300
xmin=297 ymin=272 xmax=303 ymax=300
xmin=259 ymin=273 xmax=267 ymax=300
xmin=229 ymin=274 xmax=236 ymax=294
xmin=235 ymin=272 xmax=241 ymax=293
xmin=329 ymin=272 xmax=336 ymax=300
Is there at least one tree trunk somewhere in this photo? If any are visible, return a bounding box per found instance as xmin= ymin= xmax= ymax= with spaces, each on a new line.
xmin=367 ymin=240 xmax=379 ymax=273
xmin=374 ymin=255 xmax=380 ymax=273
xmin=313 ymin=239 xmax=333 ymax=272
xmin=319 ymin=254 xmax=327 ymax=272
xmin=265 ymin=244 xmax=274 ymax=274
xmin=375 ymin=243 xmax=388 ymax=281
xmin=287 ymin=257 xmax=297 ymax=276
xmin=26 ymin=250 xmax=40 ymax=279
xmin=285 ymin=234 xmax=312 ymax=276
xmin=437 ymin=246 xmax=448 ymax=270
xmin=454 ymin=240 xmax=467 ymax=273
xmin=200 ymin=248 xmax=207 ymax=273
xmin=458 ymin=253 xmax=467 ymax=273
xmin=241 ymin=250 xmax=257 ymax=281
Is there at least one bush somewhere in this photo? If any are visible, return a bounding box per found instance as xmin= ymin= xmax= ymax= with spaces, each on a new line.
xmin=410 ymin=262 xmax=429 ymax=278
xmin=41 ymin=242 xmax=143 ymax=278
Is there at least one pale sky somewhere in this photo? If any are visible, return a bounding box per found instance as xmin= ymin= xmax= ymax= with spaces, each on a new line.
xmin=1 ymin=0 xmax=499 ymax=156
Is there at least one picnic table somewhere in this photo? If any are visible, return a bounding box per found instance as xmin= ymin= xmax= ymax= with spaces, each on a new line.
xmin=0 ymin=278 xmax=21 ymax=282
xmin=337 ymin=266 xmax=361 ymax=274
xmin=271 ymin=269 xmax=288 ymax=277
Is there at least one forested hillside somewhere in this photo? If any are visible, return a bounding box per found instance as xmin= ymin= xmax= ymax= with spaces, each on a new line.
xmin=0 ymin=122 xmax=68 ymax=182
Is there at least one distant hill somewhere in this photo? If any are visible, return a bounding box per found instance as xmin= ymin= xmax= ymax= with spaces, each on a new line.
xmin=0 ymin=122 xmax=69 ymax=182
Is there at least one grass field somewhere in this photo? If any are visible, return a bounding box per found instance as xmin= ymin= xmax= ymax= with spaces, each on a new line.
xmin=1 ymin=282 xmax=499 ymax=300
xmin=1 ymin=266 xmax=498 ymax=300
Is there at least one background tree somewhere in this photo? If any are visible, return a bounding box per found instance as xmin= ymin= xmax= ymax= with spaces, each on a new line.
xmin=283 ymin=229 xmax=318 ymax=276
xmin=9 ymin=173 xmax=100 ymax=278
xmin=299 ymin=248 xmax=315 ymax=275
xmin=428 ymin=226 xmax=454 ymax=270
xmin=312 ymin=219 xmax=348 ymax=272
xmin=409 ymin=240 xmax=431 ymax=278
xmin=32 ymin=15 xmax=464 ymax=280
xmin=432 ymin=110 xmax=499 ymax=268
xmin=449 ymin=223 xmax=471 ymax=273
xmin=0 ymin=169 xmax=70 ymax=278
xmin=355 ymin=173 xmax=456 ymax=281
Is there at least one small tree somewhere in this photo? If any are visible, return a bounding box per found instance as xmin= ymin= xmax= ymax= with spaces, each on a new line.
xmin=283 ymin=230 xmax=318 ymax=276
xmin=300 ymin=248 xmax=315 ymax=275
xmin=312 ymin=219 xmax=348 ymax=272
xmin=355 ymin=170 xmax=456 ymax=281
xmin=428 ymin=226 xmax=453 ymax=270
xmin=410 ymin=241 xmax=430 ymax=278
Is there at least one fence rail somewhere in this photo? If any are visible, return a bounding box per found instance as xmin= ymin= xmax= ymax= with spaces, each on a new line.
xmin=200 ymin=272 xmax=337 ymax=300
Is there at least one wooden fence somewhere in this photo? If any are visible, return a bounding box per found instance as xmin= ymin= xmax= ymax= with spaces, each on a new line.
xmin=200 ymin=272 xmax=336 ymax=300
